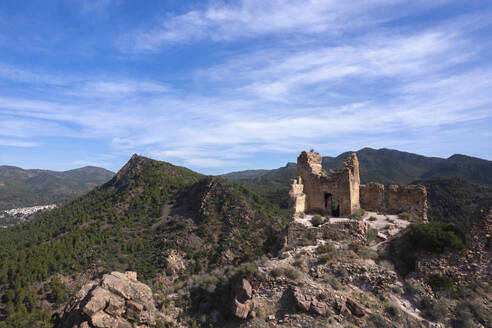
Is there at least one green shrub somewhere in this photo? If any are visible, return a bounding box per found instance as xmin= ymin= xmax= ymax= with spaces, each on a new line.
xmin=366 ymin=228 xmax=379 ymax=243
xmin=453 ymin=300 xmax=491 ymax=328
xmin=270 ymin=266 xmax=302 ymax=280
xmin=419 ymin=297 xmax=450 ymax=321
xmin=323 ymin=274 xmax=342 ymax=290
xmin=349 ymin=208 xmax=365 ymax=220
xmin=398 ymin=212 xmax=417 ymax=222
xmin=348 ymin=242 xmax=362 ymax=253
xmin=425 ymin=274 xmax=453 ymax=292
xmin=317 ymin=253 xmax=334 ymax=264
xmin=311 ymin=215 xmax=324 ymax=227
xmin=316 ymin=243 xmax=334 ymax=254
xmin=384 ymin=304 xmax=401 ymax=317
xmin=407 ymin=222 xmax=466 ymax=253
xmin=233 ymin=262 xmax=258 ymax=280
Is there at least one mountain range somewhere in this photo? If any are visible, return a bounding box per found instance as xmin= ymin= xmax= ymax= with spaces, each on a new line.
xmin=222 ymin=147 xmax=492 ymax=209
xmin=0 ymin=150 xmax=490 ymax=327
xmin=0 ymin=165 xmax=115 ymax=211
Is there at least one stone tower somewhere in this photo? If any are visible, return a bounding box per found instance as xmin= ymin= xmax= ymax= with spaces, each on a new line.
xmin=293 ymin=151 xmax=361 ymax=217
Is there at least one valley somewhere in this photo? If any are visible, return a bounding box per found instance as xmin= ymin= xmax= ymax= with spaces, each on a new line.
xmin=0 ymin=150 xmax=489 ymax=328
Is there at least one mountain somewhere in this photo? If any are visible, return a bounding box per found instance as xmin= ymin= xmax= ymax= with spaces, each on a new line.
xmin=222 ymin=148 xmax=492 ymax=211
xmin=0 ymin=153 xmax=490 ymax=328
xmin=0 ymin=165 xmax=115 ymax=211
xmin=224 ymin=148 xmax=492 ymax=186
xmin=415 ymin=176 xmax=492 ymax=232
xmin=0 ymin=155 xmax=287 ymax=326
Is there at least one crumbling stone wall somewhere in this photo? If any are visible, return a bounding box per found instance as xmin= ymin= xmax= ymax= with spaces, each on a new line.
xmin=289 ymin=177 xmax=306 ymax=216
xmin=294 ymin=151 xmax=360 ymax=217
xmin=387 ymin=185 xmax=428 ymax=222
xmin=288 ymin=150 xmax=428 ymax=221
xmin=286 ymin=220 xmax=368 ymax=247
xmin=360 ymin=183 xmax=385 ymax=212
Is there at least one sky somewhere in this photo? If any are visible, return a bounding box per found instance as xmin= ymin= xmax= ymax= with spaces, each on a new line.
xmin=0 ymin=0 xmax=491 ymax=174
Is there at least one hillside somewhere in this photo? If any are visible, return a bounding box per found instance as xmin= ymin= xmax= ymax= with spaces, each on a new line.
xmin=0 ymin=155 xmax=287 ymax=327
xmin=223 ymin=148 xmax=492 ymax=221
xmin=0 ymin=165 xmax=115 ymax=211
xmin=224 ymin=148 xmax=492 ymax=187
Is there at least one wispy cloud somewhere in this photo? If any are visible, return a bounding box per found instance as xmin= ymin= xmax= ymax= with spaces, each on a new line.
xmin=120 ymin=0 xmax=438 ymax=52
xmin=1 ymin=1 xmax=491 ymax=171
xmin=0 ymin=138 xmax=36 ymax=147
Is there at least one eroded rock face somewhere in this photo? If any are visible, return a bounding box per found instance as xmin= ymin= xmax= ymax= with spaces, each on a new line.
xmin=60 ymin=271 xmax=159 ymax=328
xmin=231 ymin=278 xmax=254 ymax=320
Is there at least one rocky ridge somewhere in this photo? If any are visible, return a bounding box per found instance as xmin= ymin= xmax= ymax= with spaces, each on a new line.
xmin=60 ymin=271 xmax=160 ymax=328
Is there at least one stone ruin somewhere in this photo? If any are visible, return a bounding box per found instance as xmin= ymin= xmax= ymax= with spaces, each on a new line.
xmin=289 ymin=150 xmax=428 ymax=221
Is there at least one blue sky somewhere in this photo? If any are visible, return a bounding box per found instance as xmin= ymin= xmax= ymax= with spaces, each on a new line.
xmin=0 ymin=0 xmax=491 ymax=174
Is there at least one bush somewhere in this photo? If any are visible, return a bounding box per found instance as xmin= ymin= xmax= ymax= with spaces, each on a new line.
xmin=311 ymin=215 xmax=324 ymax=227
xmin=367 ymin=228 xmax=379 ymax=243
xmin=233 ymin=262 xmax=258 ymax=280
xmin=270 ymin=266 xmax=302 ymax=280
xmin=453 ymin=300 xmax=492 ymax=328
xmin=349 ymin=208 xmax=365 ymax=220
xmin=317 ymin=253 xmax=334 ymax=264
xmin=323 ymin=274 xmax=342 ymax=290
xmin=407 ymin=222 xmax=466 ymax=253
xmin=398 ymin=212 xmax=417 ymax=222
xmin=348 ymin=242 xmax=362 ymax=253
xmin=316 ymin=243 xmax=334 ymax=254
xmin=419 ymin=297 xmax=450 ymax=321
xmin=384 ymin=304 xmax=401 ymax=317
xmin=425 ymin=274 xmax=453 ymax=292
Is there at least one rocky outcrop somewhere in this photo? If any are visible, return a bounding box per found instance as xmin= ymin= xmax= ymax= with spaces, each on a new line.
xmin=291 ymin=287 xmax=330 ymax=316
xmin=412 ymin=205 xmax=492 ymax=285
xmin=286 ymin=220 xmax=368 ymax=247
xmin=60 ymin=271 xmax=159 ymax=328
xmin=231 ymin=278 xmax=254 ymax=320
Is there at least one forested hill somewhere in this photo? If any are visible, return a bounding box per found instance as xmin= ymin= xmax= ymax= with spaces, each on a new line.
xmin=0 ymin=165 xmax=115 ymax=210
xmin=0 ymin=155 xmax=287 ymax=326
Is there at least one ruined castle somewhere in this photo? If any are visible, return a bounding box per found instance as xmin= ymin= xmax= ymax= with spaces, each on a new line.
xmin=289 ymin=150 xmax=428 ymax=221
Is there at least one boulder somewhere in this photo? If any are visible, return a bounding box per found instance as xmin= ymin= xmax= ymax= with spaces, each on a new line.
xmin=291 ymin=287 xmax=329 ymax=316
xmin=346 ymin=297 xmax=365 ymax=317
xmin=231 ymin=278 xmax=254 ymax=320
xmin=59 ymin=271 xmax=160 ymax=328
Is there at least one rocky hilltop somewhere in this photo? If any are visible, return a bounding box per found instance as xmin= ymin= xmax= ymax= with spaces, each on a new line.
xmin=0 ymin=153 xmax=490 ymax=328
xmin=60 ymin=271 xmax=159 ymax=328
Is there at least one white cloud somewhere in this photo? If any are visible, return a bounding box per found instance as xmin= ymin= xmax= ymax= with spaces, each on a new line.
xmin=1 ymin=2 xmax=491 ymax=170
xmin=121 ymin=0 xmax=437 ymax=52
xmin=0 ymin=138 xmax=36 ymax=147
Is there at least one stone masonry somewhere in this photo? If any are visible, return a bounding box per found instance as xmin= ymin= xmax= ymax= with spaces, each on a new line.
xmin=289 ymin=150 xmax=428 ymax=221
xmin=387 ymin=184 xmax=428 ymax=222
xmin=294 ymin=151 xmax=360 ymax=217
xmin=360 ymin=183 xmax=385 ymax=212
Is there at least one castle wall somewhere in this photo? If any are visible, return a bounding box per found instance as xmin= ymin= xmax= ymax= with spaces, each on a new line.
xmin=387 ymin=185 xmax=428 ymax=222
xmin=286 ymin=220 xmax=368 ymax=247
xmin=289 ymin=177 xmax=306 ymax=216
xmin=360 ymin=183 xmax=385 ymax=211
xmin=296 ymin=151 xmax=360 ymax=217
xmin=289 ymin=150 xmax=428 ymax=222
